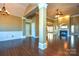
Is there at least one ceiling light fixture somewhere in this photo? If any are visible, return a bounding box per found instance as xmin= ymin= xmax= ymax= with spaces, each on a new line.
xmin=55 ymin=9 xmax=63 ymax=18
xmin=54 ymin=9 xmax=63 ymax=32
xmin=0 ymin=3 xmax=9 ymax=15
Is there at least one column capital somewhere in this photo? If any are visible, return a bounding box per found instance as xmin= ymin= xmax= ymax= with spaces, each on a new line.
xmin=38 ymin=3 xmax=48 ymax=9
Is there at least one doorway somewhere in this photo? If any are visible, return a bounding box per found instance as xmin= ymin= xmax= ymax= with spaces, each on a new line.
xmin=70 ymin=15 xmax=79 ymax=48
xmin=25 ymin=23 xmax=31 ymax=37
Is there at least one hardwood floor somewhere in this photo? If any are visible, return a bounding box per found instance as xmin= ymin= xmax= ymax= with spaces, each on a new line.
xmin=0 ymin=37 xmax=43 ymax=56
xmin=0 ymin=37 xmax=78 ymax=56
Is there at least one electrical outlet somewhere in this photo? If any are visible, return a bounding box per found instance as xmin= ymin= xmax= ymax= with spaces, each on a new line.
xmin=12 ymin=35 xmax=14 ymax=37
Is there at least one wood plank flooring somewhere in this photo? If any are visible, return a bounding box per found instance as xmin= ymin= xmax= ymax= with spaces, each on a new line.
xmin=0 ymin=37 xmax=78 ymax=56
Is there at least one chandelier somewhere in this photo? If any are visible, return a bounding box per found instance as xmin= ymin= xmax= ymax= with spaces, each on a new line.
xmin=0 ymin=3 xmax=9 ymax=15
xmin=55 ymin=9 xmax=63 ymax=18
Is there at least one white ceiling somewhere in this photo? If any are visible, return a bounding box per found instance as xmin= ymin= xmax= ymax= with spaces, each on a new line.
xmin=47 ymin=3 xmax=79 ymax=17
xmin=0 ymin=3 xmax=78 ymax=18
xmin=0 ymin=3 xmax=29 ymax=17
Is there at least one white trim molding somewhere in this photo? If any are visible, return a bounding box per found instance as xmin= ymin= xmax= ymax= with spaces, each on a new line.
xmin=39 ymin=43 xmax=47 ymax=50
xmin=38 ymin=3 xmax=48 ymax=9
xmin=71 ymin=14 xmax=79 ymax=17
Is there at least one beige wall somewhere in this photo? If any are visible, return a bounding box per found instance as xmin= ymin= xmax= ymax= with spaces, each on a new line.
xmin=35 ymin=14 xmax=39 ymax=36
xmin=0 ymin=15 xmax=22 ymax=31
xmin=71 ymin=16 xmax=79 ymax=25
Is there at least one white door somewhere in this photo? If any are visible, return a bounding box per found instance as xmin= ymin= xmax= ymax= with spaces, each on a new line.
xmin=31 ymin=22 xmax=36 ymax=38
xmin=25 ymin=24 xmax=31 ymax=37
xmin=47 ymin=26 xmax=54 ymax=42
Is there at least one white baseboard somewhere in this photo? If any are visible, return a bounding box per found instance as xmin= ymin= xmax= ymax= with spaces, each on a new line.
xmin=38 ymin=43 xmax=47 ymax=50
xmin=31 ymin=35 xmax=39 ymax=38
xmin=21 ymin=36 xmax=26 ymax=38
xmin=25 ymin=35 xmax=39 ymax=38
xmin=26 ymin=35 xmax=32 ymax=37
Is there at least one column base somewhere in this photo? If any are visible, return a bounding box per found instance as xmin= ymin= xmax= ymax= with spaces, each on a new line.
xmin=38 ymin=43 xmax=47 ymax=50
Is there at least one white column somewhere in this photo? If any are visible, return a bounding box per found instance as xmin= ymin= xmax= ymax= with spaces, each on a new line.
xmin=38 ymin=3 xmax=48 ymax=50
